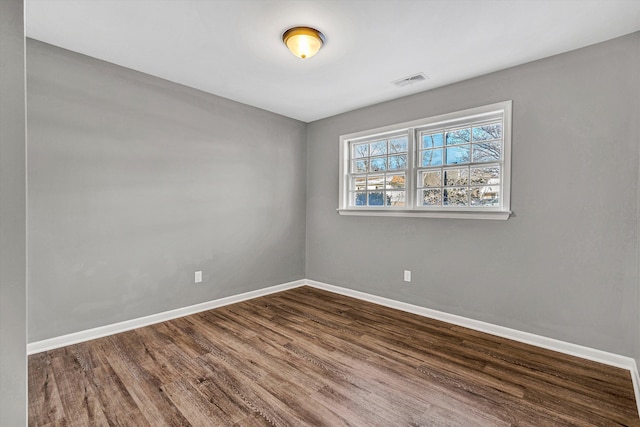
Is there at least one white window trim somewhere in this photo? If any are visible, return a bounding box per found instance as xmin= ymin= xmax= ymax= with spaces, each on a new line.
xmin=338 ymin=101 xmax=512 ymax=220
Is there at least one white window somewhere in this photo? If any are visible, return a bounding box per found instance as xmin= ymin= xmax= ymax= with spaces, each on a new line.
xmin=338 ymin=101 xmax=512 ymax=220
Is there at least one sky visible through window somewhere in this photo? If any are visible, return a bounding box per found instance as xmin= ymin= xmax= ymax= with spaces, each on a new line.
xmin=349 ymin=122 xmax=502 ymax=208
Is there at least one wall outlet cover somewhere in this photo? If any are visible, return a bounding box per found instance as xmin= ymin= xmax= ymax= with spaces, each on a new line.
xmin=404 ymin=270 xmax=411 ymax=282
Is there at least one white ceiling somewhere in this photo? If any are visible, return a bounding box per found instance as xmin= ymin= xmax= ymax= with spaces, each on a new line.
xmin=26 ymin=0 xmax=640 ymax=123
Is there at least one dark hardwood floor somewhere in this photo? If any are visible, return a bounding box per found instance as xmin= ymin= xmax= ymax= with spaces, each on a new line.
xmin=29 ymin=286 xmax=639 ymax=426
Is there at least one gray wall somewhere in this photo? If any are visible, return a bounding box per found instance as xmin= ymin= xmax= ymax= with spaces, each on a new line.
xmin=306 ymin=33 xmax=640 ymax=358
xmin=27 ymin=40 xmax=306 ymax=342
xmin=26 ymin=29 xmax=640 ymax=371
xmin=0 ymin=0 xmax=27 ymax=424
xmin=635 ymin=36 xmax=640 ymax=376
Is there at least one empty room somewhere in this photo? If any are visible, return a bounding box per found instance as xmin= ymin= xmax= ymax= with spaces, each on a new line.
xmin=2 ymin=0 xmax=640 ymax=425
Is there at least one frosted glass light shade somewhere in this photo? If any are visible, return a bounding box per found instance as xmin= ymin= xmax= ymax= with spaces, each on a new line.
xmin=282 ymin=27 xmax=325 ymax=59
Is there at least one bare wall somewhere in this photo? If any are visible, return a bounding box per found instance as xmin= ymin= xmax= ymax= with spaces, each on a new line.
xmin=306 ymin=33 xmax=640 ymax=357
xmin=0 ymin=0 xmax=27 ymax=424
xmin=27 ymin=39 xmax=307 ymax=342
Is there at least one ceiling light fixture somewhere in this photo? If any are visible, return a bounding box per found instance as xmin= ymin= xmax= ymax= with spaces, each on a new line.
xmin=282 ymin=26 xmax=326 ymax=59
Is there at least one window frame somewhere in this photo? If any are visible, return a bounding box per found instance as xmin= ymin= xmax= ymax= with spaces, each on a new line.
xmin=338 ymin=101 xmax=512 ymax=220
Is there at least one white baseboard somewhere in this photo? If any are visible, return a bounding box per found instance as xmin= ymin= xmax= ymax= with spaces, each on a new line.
xmin=305 ymin=280 xmax=634 ymax=369
xmin=27 ymin=279 xmax=305 ymax=355
xmin=305 ymin=279 xmax=640 ymax=417
xmin=27 ymin=277 xmax=640 ymax=417
xmin=632 ymin=360 xmax=640 ymax=418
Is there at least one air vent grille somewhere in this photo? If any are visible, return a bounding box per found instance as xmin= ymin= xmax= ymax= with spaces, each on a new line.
xmin=392 ymin=72 xmax=429 ymax=87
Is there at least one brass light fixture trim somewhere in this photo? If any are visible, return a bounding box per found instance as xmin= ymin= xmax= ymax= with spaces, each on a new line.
xmin=282 ymin=26 xmax=326 ymax=59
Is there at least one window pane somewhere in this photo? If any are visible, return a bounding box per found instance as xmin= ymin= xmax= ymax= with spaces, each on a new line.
xmin=422 ymin=188 xmax=442 ymax=206
xmin=352 ymin=176 xmax=367 ymax=191
xmin=472 ymin=124 xmax=502 ymax=142
xmin=444 ymin=168 xmax=469 ymax=186
xmin=354 ymin=192 xmax=367 ymax=206
xmin=369 ymin=192 xmax=384 ymax=206
xmin=421 ymin=149 xmax=443 ymax=167
xmin=472 ymin=141 xmax=501 ymax=163
xmin=388 ymin=155 xmax=407 ymax=170
xmin=367 ymin=175 xmax=384 ymax=189
xmin=470 ymin=166 xmax=500 ymax=185
xmin=422 ymin=133 xmax=444 ymax=148
xmin=370 ymin=141 xmax=387 ymax=156
xmin=446 ymin=145 xmax=470 ymax=165
xmin=471 ymin=187 xmax=500 ymax=206
xmin=446 ymin=128 xmax=470 ymax=145
xmin=386 ymin=191 xmax=406 ymax=207
xmin=353 ymin=143 xmax=368 ymax=158
xmin=421 ymin=170 xmax=441 ymax=187
xmin=370 ymin=157 xmax=387 ymax=172
xmin=386 ymin=174 xmax=406 ymax=189
xmin=389 ymin=137 xmax=408 ymax=153
xmin=353 ymin=160 xmax=368 ymax=173
xmin=444 ymin=187 xmax=468 ymax=206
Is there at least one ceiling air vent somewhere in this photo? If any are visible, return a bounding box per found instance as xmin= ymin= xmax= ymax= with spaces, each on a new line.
xmin=392 ymin=72 xmax=429 ymax=87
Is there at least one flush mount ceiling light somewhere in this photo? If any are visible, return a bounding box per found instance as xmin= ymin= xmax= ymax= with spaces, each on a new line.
xmin=282 ymin=26 xmax=326 ymax=59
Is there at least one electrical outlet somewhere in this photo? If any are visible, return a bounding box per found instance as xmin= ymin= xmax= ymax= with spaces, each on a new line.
xmin=403 ymin=270 xmax=411 ymax=282
xmin=194 ymin=271 xmax=202 ymax=284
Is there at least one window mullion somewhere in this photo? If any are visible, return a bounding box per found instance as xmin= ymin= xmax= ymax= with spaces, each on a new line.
xmin=406 ymin=129 xmax=416 ymax=209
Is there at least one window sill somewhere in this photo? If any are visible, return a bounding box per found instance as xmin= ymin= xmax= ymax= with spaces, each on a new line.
xmin=337 ymin=208 xmax=511 ymax=220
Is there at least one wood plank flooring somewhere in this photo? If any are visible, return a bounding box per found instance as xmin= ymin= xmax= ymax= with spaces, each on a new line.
xmin=28 ymin=286 xmax=640 ymax=426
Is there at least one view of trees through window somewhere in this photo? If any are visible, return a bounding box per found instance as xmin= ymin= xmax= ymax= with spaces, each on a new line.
xmin=417 ymin=121 xmax=502 ymax=207
xmin=350 ymin=135 xmax=408 ymax=207
xmin=348 ymin=119 xmax=504 ymax=209
xmin=341 ymin=101 xmax=511 ymax=217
